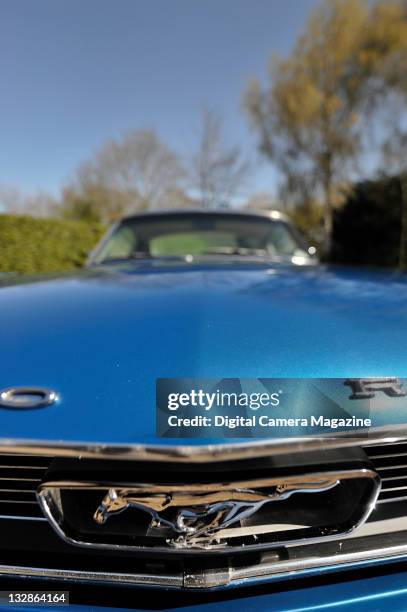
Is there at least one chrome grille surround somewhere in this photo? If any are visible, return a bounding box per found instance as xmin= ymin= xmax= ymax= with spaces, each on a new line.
xmin=2 ymin=422 xmax=407 ymax=462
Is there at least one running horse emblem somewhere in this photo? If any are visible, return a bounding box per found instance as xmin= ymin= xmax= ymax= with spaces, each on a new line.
xmin=93 ymin=476 xmax=339 ymax=546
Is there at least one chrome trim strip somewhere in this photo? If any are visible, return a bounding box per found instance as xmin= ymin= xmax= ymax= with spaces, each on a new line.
xmin=0 ymin=425 xmax=407 ymax=462
xmin=0 ymin=477 xmax=41 ymax=481
xmin=4 ymin=538 xmax=407 ymax=590
xmin=0 ymin=514 xmax=47 ymax=521
xmin=0 ymin=564 xmax=183 ymax=588
xmin=375 ymin=463 xmax=407 ymax=470
xmin=377 ymin=496 xmax=407 ymax=504
xmin=369 ymin=453 xmax=407 ymax=459
xmin=0 ymin=500 xmax=38 ymax=504
xmin=226 ymin=542 xmax=407 ymax=590
xmin=0 ymin=465 xmax=47 ymax=469
xmin=0 ymin=489 xmax=39 ymax=493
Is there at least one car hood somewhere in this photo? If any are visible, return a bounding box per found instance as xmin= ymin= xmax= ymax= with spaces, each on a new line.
xmin=1 ymin=261 xmax=407 ymax=447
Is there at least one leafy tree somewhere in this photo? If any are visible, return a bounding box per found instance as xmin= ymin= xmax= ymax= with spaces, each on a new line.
xmin=287 ymin=202 xmax=324 ymax=247
xmin=365 ymin=1 xmax=407 ymax=266
xmin=244 ymin=0 xmax=374 ymax=253
xmin=60 ymin=190 xmax=103 ymax=223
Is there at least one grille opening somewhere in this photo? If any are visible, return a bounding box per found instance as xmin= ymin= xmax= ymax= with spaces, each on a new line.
xmin=0 ymin=454 xmax=52 ymax=519
xmin=364 ymin=442 xmax=407 ymax=504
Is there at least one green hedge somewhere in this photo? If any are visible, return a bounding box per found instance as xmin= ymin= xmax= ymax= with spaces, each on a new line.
xmin=0 ymin=215 xmax=105 ymax=274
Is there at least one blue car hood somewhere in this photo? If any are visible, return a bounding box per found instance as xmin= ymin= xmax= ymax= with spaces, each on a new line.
xmin=1 ymin=261 xmax=407 ymax=446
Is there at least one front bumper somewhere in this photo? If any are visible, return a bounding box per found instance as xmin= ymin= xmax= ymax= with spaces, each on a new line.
xmin=5 ymin=565 xmax=407 ymax=611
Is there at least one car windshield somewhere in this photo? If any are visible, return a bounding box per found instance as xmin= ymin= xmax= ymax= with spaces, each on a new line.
xmin=92 ymin=213 xmax=310 ymax=264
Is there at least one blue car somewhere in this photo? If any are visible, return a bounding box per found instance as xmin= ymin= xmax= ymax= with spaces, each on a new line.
xmin=1 ymin=209 xmax=407 ymax=611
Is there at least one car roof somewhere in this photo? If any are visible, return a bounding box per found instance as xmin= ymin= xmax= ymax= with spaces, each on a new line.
xmin=121 ymin=208 xmax=290 ymax=224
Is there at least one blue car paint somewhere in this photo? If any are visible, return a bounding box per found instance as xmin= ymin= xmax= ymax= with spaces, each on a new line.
xmin=2 ymin=260 xmax=407 ymax=609
xmin=0 ymin=262 xmax=407 ymax=445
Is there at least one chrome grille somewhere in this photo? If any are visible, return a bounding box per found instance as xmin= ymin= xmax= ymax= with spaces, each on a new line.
xmin=364 ymin=442 xmax=407 ymax=504
xmin=0 ymin=445 xmax=404 ymax=589
xmin=0 ymin=454 xmax=51 ymax=519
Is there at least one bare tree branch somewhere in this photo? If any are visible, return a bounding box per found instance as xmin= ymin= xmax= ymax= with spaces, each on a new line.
xmin=63 ymin=129 xmax=186 ymax=221
xmin=192 ymin=109 xmax=249 ymax=208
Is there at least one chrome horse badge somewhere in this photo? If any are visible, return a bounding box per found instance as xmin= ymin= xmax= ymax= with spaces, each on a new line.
xmin=38 ymin=469 xmax=379 ymax=551
xmin=93 ymin=476 xmax=340 ymax=547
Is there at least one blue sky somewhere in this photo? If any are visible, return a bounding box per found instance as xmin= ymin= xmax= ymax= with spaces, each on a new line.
xmin=0 ymin=0 xmax=318 ymax=199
